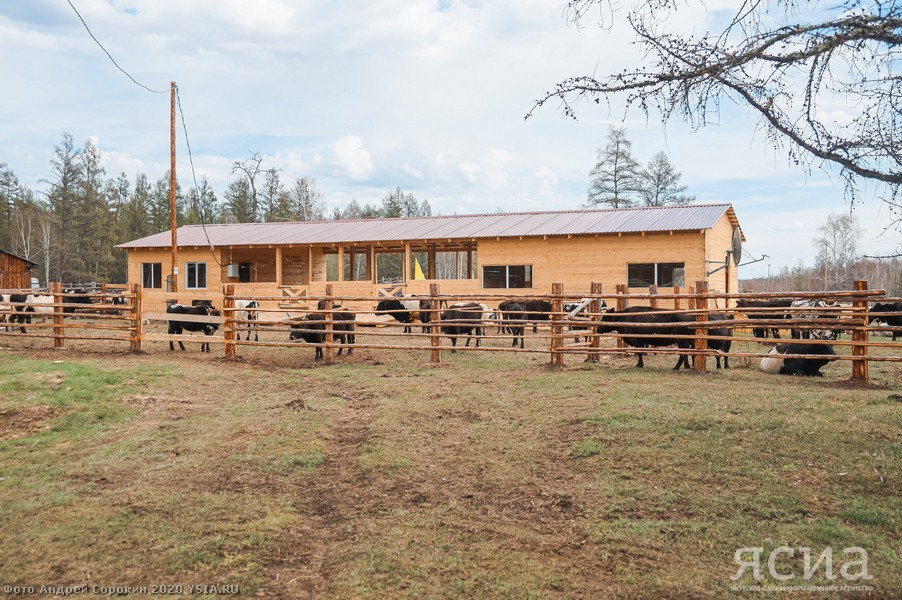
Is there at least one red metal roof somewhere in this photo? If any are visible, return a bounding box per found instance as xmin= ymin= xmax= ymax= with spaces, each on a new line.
xmin=117 ymin=204 xmax=742 ymax=249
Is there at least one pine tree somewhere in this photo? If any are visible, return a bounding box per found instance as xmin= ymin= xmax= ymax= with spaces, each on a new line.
xmin=639 ymin=152 xmax=694 ymax=206
xmin=289 ymin=176 xmax=326 ymax=221
xmin=586 ymin=126 xmax=642 ymax=209
xmin=222 ymin=178 xmax=254 ymax=223
xmin=47 ymin=133 xmax=83 ymax=281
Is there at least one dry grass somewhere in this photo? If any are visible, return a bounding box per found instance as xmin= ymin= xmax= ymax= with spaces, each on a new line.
xmin=0 ymin=330 xmax=899 ymax=598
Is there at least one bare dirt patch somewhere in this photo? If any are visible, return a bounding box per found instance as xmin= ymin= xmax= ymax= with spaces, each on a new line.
xmin=0 ymin=404 xmax=58 ymax=441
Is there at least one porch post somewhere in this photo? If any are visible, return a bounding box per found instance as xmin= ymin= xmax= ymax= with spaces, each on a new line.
xmin=404 ymin=241 xmax=411 ymax=283
xmin=275 ymin=247 xmax=283 ymax=286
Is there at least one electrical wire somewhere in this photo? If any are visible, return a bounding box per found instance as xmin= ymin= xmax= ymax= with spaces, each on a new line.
xmin=175 ymin=87 xmax=222 ymax=266
xmin=66 ymin=0 xmax=168 ymax=94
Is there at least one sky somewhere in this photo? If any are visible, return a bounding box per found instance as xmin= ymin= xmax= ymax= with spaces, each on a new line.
xmin=0 ymin=0 xmax=899 ymax=278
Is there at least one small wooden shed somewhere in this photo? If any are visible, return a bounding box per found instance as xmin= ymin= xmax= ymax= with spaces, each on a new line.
xmin=0 ymin=250 xmax=36 ymax=289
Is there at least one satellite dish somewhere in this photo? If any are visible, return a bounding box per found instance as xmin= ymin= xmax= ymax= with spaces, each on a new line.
xmin=731 ymin=227 xmax=742 ymax=266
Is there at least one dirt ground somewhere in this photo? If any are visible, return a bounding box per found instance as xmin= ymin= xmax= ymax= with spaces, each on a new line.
xmin=1 ymin=324 xmax=900 ymax=598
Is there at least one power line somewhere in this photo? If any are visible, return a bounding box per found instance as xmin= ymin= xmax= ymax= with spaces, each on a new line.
xmin=176 ymin=87 xmax=222 ymax=265
xmin=66 ymin=0 xmax=168 ymax=94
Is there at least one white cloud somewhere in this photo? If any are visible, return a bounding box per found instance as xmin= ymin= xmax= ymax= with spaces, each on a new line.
xmin=333 ymin=135 xmax=373 ymax=181
xmin=458 ymin=149 xmax=513 ymax=187
xmin=0 ymin=0 xmax=897 ymax=274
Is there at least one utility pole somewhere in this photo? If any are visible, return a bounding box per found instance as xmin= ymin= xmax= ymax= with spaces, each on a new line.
xmin=170 ymin=81 xmax=178 ymax=292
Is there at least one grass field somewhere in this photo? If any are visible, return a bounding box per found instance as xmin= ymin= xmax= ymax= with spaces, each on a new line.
xmin=0 ymin=336 xmax=899 ymax=598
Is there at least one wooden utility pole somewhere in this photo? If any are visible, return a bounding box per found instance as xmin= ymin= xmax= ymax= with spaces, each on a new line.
xmin=170 ymin=81 xmax=178 ymax=292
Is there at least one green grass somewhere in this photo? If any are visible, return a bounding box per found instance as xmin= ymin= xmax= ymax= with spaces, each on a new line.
xmin=0 ymin=347 xmax=899 ymax=598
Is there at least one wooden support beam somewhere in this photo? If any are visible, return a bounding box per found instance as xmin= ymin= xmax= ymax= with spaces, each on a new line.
xmin=428 ymin=243 xmax=436 ymax=280
xmin=275 ymin=247 xmax=283 ymax=286
xmin=404 ymin=242 xmax=411 ymax=283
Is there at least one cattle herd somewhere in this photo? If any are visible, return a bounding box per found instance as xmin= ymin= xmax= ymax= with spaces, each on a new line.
xmin=1 ymin=290 xmax=900 ymax=377
xmin=288 ymin=295 xmax=902 ymax=377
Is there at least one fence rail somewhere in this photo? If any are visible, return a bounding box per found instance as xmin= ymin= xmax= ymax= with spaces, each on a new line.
xmin=2 ymin=280 xmax=900 ymax=381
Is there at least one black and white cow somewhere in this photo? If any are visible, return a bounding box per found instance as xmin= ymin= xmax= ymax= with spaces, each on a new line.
xmin=789 ymin=299 xmax=842 ymax=340
xmin=870 ymin=302 xmax=902 ymax=341
xmin=735 ymin=299 xmax=793 ymax=339
xmin=760 ymin=343 xmax=836 ymax=376
xmin=236 ymin=300 xmax=260 ymax=341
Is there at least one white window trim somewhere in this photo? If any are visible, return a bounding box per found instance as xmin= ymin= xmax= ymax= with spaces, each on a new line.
xmin=186 ymin=262 xmax=208 ymax=289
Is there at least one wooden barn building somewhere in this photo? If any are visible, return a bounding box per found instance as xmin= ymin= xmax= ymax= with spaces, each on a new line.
xmin=0 ymin=250 xmax=37 ymax=290
xmin=117 ymin=204 xmax=744 ymax=312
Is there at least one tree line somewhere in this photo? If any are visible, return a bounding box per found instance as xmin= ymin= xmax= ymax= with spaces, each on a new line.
xmin=0 ymin=134 xmax=431 ymax=284
xmin=739 ymin=213 xmax=901 ymax=296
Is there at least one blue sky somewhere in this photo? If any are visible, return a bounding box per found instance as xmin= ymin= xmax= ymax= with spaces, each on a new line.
xmin=1 ymin=0 xmax=898 ymax=278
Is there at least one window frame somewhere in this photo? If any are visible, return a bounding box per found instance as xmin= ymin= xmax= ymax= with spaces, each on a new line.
xmin=185 ymin=262 xmax=208 ymax=289
xmin=141 ymin=262 xmax=162 ymax=289
xmin=481 ymin=264 xmax=533 ymax=289
xmin=627 ymin=262 xmax=685 ymax=288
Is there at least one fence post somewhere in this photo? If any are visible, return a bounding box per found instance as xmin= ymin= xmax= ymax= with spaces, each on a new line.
xmin=615 ymin=284 xmax=628 ymax=351
xmin=649 ymin=284 xmax=659 ymax=309
xmin=430 ymin=283 xmax=442 ymax=363
xmin=130 ymin=283 xmax=143 ymax=352
xmin=51 ymin=281 xmax=65 ymax=349
xmin=673 ymin=285 xmax=681 ymax=310
xmin=324 ymin=284 xmax=335 ymax=365
xmin=223 ymin=284 xmax=237 ymax=358
xmin=551 ymin=283 xmax=564 ymax=367
xmin=588 ymin=281 xmax=602 ymax=363
xmin=851 ymin=280 xmax=869 ymax=382
xmin=687 ymin=285 xmax=696 ymax=310
xmin=693 ymin=281 xmax=708 ymax=372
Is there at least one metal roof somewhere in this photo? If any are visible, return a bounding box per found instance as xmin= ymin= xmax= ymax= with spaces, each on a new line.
xmin=117 ymin=204 xmax=743 ymax=249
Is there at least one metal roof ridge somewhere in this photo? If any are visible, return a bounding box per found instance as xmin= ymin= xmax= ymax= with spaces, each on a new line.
xmin=171 ymin=203 xmax=732 ymax=229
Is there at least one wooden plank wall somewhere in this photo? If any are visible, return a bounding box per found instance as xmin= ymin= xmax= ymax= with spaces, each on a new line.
xmin=0 ymin=252 xmax=33 ymax=289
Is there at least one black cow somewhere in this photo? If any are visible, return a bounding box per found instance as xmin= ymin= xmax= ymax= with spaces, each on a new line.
xmin=499 ymin=301 xmax=526 ymax=348
xmin=760 ymin=343 xmax=836 ymax=376
xmin=498 ymin=300 xmax=552 ymax=334
xmin=289 ymin=303 xmax=356 ymax=360
xmin=376 ymin=299 xmax=414 ymax=333
xmin=316 ymin=300 xmax=356 ymax=353
xmin=735 ymin=299 xmax=793 ymax=339
xmin=598 ymin=306 xmax=694 ymax=369
xmin=441 ymin=305 xmax=483 ymax=353
xmin=166 ymin=303 xmax=221 ymax=352
xmin=674 ymin=313 xmax=733 ymax=369
xmin=870 ymin=302 xmax=902 ymax=341
xmin=61 ymin=288 xmax=95 ymax=314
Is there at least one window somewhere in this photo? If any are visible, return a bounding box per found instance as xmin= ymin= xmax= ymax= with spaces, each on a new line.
xmin=628 ymin=262 xmax=685 ymax=287
xmin=238 ymin=263 xmax=253 ymax=283
xmin=482 ymin=265 xmax=533 ymax=289
xmin=186 ymin=262 xmax=207 ymax=289
xmin=142 ymin=263 xmax=162 ymax=289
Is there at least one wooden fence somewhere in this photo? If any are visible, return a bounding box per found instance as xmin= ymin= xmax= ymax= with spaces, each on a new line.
xmin=2 ymin=281 xmax=901 ymax=383
xmin=0 ymin=283 xmax=141 ymax=351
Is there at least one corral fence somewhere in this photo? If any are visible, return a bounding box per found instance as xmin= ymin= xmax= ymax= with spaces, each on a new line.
xmin=2 ymin=280 xmax=900 ymax=383
xmin=0 ymin=282 xmax=140 ymax=350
